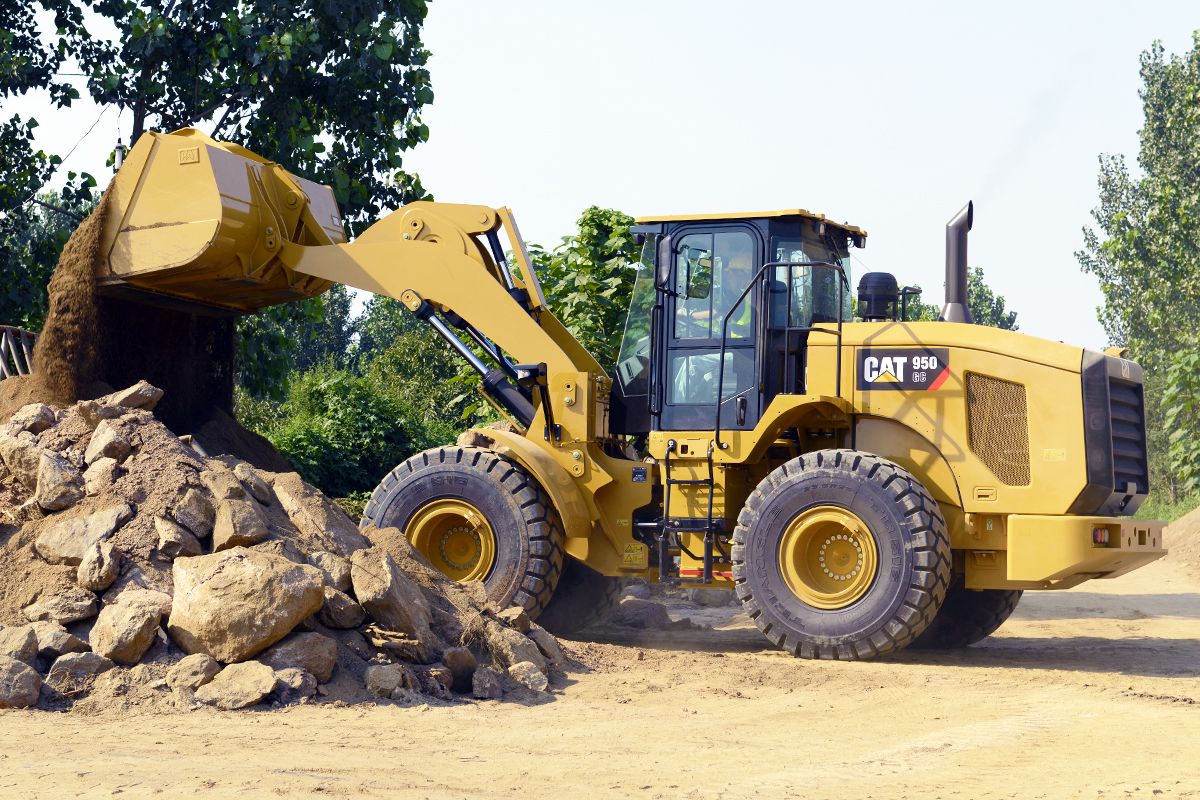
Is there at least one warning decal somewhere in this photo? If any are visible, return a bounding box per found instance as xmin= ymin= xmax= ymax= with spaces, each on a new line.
xmin=857 ymin=348 xmax=950 ymax=391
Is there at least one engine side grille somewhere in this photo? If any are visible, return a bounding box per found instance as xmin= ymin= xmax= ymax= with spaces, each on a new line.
xmin=966 ymin=373 xmax=1031 ymax=486
xmin=1109 ymin=377 xmax=1149 ymax=494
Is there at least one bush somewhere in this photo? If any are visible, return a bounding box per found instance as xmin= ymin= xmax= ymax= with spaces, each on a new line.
xmin=263 ymin=365 xmax=421 ymax=498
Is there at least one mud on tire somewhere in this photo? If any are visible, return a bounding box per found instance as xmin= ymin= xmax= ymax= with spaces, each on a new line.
xmin=732 ymin=448 xmax=952 ymax=660
xmin=361 ymin=446 xmax=565 ymax=618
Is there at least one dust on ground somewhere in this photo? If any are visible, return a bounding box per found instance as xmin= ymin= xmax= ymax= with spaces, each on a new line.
xmin=3 ymin=540 xmax=1199 ymax=798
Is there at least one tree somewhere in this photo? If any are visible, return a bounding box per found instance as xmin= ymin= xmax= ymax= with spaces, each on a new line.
xmin=529 ymin=206 xmax=641 ymax=371
xmin=897 ymin=267 xmax=1019 ymax=330
xmin=1078 ymin=32 xmax=1200 ymax=498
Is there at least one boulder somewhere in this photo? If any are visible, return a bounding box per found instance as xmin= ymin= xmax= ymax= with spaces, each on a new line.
xmin=365 ymin=662 xmax=415 ymax=698
xmin=0 ymin=625 xmax=39 ymax=666
xmin=258 ymin=632 xmax=338 ymax=683
xmin=24 ymin=586 xmax=97 ymax=625
xmin=233 ymin=462 xmax=273 ymax=505
xmin=508 ymin=660 xmax=549 ymax=692
xmin=100 ymin=380 xmax=164 ymax=411
xmin=471 ymin=666 xmax=503 ymax=700
xmin=167 ymin=548 xmax=325 ymax=663
xmin=75 ymin=399 xmax=126 ymax=426
xmin=35 ymin=450 xmax=84 ymax=511
xmin=34 ymin=503 xmax=134 ymax=565
xmin=272 ymin=472 xmax=371 ymax=558
xmin=44 ymin=651 xmax=113 ymax=696
xmin=415 ymin=665 xmax=453 ymax=700
xmin=623 ymin=581 xmax=652 ymax=600
xmin=83 ymin=457 xmax=122 ymax=496
xmin=308 ymin=551 xmax=351 ymax=592
xmin=317 ymin=587 xmax=366 ymax=630
xmin=84 ymin=420 xmax=131 ymax=465
xmin=527 ymin=624 xmax=566 ymax=667
xmin=0 ymin=655 xmax=42 ymax=708
xmin=441 ymin=646 xmax=478 ymax=693
xmin=172 ymin=487 xmax=215 ymax=538
xmin=496 ymin=606 xmax=531 ymax=633
xmin=155 ymin=516 xmax=202 ymax=559
xmin=195 ymin=661 xmax=278 ymax=710
xmin=211 ymin=498 xmax=269 ymax=551
xmin=273 ymin=667 xmax=317 ymax=703
xmin=29 ymin=621 xmax=89 ymax=660
xmin=77 ymin=540 xmax=121 ymax=591
xmin=166 ymin=653 xmax=221 ymax=692
xmin=350 ymin=547 xmax=433 ymax=640
xmin=200 ymin=468 xmax=248 ymax=501
xmin=0 ymin=431 xmax=43 ymax=489
xmin=686 ymin=587 xmax=736 ymax=607
xmin=483 ymin=619 xmax=546 ymax=672
xmin=249 ymin=538 xmax=305 ymax=564
xmin=7 ymin=403 xmax=55 ymax=435
xmin=90 ymin=589 xmax=170 ymax=665
xmin=611 ymin=597 xmax=673 ymax=629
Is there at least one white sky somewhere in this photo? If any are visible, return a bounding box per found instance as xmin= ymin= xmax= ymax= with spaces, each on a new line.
xmin=6 ymin=1 xmax=1198 ymax=348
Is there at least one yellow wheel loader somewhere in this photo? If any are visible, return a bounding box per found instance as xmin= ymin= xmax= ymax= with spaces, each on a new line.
xmin=97 ymin=129 xmax=1166 ymax=659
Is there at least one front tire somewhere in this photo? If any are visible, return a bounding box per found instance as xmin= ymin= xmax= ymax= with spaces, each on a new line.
xmin=910 ymin=581 xmax=1022 ymax=649
xmin=362 ymin=447 xmax=565 ymax=617
xmin=732 ymin=449 xmax=951 ymax=660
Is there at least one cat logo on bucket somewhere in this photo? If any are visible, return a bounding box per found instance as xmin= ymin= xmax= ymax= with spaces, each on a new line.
xmin=857 ymin=348 xmax=950 ymax=391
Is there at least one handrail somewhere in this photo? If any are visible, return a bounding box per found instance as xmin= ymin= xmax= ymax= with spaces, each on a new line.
xmin=713 ymin=260 xmax=848 ymax=451
xmin=0 ymin=325 xmax=36 ymax=380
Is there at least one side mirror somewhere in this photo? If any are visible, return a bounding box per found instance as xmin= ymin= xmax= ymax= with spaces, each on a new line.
xmin=655 ymin=235 xmax=672 ymax=289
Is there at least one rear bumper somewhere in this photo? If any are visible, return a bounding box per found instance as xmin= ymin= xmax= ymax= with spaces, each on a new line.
xmin=965 ymin=515 xmax=1166 ymax=590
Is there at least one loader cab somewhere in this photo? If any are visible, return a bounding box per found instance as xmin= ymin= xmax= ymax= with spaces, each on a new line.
xmin=609 ymin=210 xmax=864 ymax=437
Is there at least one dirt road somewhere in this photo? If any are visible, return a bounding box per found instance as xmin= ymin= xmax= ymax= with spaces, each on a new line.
xmin=4 ymin=559 xmax=1199 ymax=799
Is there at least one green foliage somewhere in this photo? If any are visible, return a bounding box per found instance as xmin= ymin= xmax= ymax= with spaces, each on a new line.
xmin=261 ymin=365 xmax=420 ymax=498
xmin=530 ymin=206 xmax=640 ymax=370
xmin=897 ymin=267 xmax=1018 ymax=330
xmin=1163 ymin=349 xmax=1200 ymax=494
xmin=1134 ymin=489 xmax=1200 ymax=522
xmin=235 ymin=299 xmax=323 ymax=400
xmin=1078 ymin=32 xmax=1200 ymax=497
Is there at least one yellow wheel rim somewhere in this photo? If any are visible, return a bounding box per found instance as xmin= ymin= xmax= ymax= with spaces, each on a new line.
xmin=778 ymin=505 xmax=878 ymax=609
xmin=406 ymin=499 xmax=496 ymax=582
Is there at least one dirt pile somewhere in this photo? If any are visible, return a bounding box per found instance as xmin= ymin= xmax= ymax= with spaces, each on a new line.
xmin=1164 ymin=506 xmax=1200 ymax=579
xmin=0 ymin=386 xmax=570 ymax=711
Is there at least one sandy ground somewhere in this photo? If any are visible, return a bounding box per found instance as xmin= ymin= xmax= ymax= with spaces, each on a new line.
xmin=3 ymin=560 xmax=1200 ymax=799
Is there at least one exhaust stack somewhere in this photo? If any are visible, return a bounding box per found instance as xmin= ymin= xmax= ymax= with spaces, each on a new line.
xmin=940 ymin=201 xmax=973 ymax=324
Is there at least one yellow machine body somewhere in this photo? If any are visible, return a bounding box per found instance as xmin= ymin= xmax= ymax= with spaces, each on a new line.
xmin=95 ymin=129 xmax=1164 ymax=608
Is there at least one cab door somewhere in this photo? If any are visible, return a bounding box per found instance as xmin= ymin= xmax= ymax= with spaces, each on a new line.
xmin=658 ymin=225 xmax=762 ymax=432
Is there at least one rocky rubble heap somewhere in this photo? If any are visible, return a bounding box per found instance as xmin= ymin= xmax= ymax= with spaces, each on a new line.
xmin=0 ymin=383 xmax=568 ymax=711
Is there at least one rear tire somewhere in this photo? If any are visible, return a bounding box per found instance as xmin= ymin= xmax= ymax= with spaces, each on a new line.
xmin=536 ymin=558 xmax=624 ymax=636
xmin=732 ymin=449 xmax=951 ymax=660
xmin=361 ymin=446 xmax=565 ymax=617
xmin=910 ymin=581 xmax=1022 ymax=649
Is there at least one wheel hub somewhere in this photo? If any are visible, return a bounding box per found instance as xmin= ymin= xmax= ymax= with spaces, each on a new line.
xmin=406 ymin=499 xmax=496 ymax=582
xmin=778 ymin=506 xmax=879 ymax=609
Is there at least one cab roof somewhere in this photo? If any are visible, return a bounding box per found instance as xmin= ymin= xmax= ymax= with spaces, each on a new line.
xmin=634 ymin=208 xmax=867 ymax=238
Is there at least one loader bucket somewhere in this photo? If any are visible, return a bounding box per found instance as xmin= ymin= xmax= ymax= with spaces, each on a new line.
xmin=96 ymin=128 xmax=345 ymax=314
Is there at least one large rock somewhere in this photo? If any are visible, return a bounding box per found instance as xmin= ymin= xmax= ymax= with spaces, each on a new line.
xmin=84 ymin=420 xmax=131 ymax=466
xmin=200 ymin=468 xmax=247 ymax=501
xmin=29 ymin=621 xmax=89 ymax=660
xmin=44 ymin=651 xmax=113 ymax=696
xmin=0 ymin=431 xmax=43 ymax=489
xmin=483 ymin=619 xmax=546 ymax=672
xmin=527 ymin=623 xmax=566 ymax=667
xmin=167 ymin=548 xmax=325 ymax=663
xmin=0 ymin=625 xmax=39 ymax=666
xmin=155 ymin=516 xmax=202 ymax=559
xmin=7 ymin=403 xmax=55 ymax=435
xmin=90 ymin=589 xmax=170 ymax=665
xmin=350 ymin=547 xmax=433 ymax=640
xmin=687 ymin=587 xmax=736 ymax=607
xmin=172 ymin=487 xmax=215 ymax=538
xmin=471 ymin=666 xmax=503 ymax=700
xmin=194 ymin=661 xmax=278 ymax=709
xmin=233 ymin=461 xmax=273 ymax=505
xmin=272 ymin=472 xmax=370 ymax=557
xmin=273 ymin=667 xmax=317 ymax=703
xmin=99 ymin=380 xmax=164 ymax=411
xmin=0 ymin=655 xmax=42 ymax=708
xmin=34 ymin=503 xmax=134 ymax=565
xmin=77 ymin=540 xmax=121 ymax=591
xmin=35 ymin=450 xmax=84 ymax=511
xmin=365 ymin=662 xmax=415 ymax=698
xmin=257 ymin=632 xmax=338 ymax=683
xmin=317 ymin=587 xmax=366 ymax=629
xmin=211 ymin=498 xmax=269 ymax=551
xmin=497 ymin=606 xmax=531 ymax=633
xmin=82 ymin=457 xmax=122 ymax=496
xmin=24 ymin=586 xmax=97 ymax=625
xmin=610 ymin=597 xmax=673 ymax=629
xmin=308 ymin=551 xmax=351 ymax=592
xmin=508 ymin=660 xmax=549 ymax=692
xmin=166 ymin=653 xmax=220 ymax=692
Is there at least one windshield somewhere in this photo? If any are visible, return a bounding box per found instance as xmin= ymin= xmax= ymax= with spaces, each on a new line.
xmin=614 ymin=237 xmax=657 ymax=394
xmin=770 ymin=238 xmax=852 ymax=326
